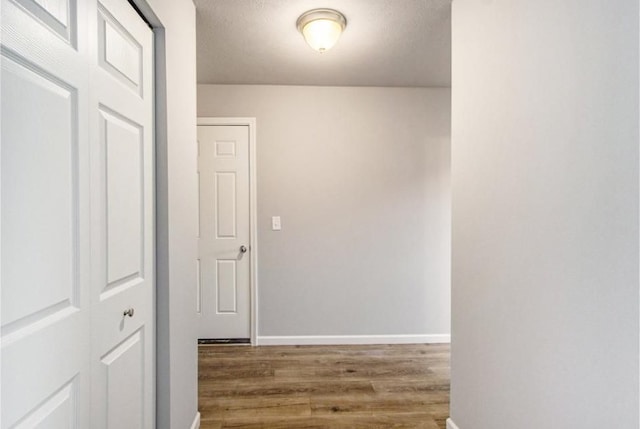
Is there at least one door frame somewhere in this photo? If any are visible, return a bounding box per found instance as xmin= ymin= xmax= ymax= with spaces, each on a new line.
xmin=197 ymin=117 xmax=258 ymax=345
xmin=124 ymin=1 xmax=165 ymax=423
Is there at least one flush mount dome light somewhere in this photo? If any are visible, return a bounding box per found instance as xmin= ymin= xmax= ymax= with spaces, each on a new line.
xmin=296 ymin=8 xmax=347 ymax=53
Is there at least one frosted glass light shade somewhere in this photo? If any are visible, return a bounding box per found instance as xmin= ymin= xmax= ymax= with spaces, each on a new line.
xmin=296 ymin=9 xmax=347 ymax=53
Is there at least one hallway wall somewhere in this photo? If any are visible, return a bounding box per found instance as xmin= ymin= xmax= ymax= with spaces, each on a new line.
xmin=140 ymin=0 xmax=199 ymax=427
xmin=450 ymin=0 xmax=639 ymax=427
xmin=198 ymin=85 xmax=451 ymax=341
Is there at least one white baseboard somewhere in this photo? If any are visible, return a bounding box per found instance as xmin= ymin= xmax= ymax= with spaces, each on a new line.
xmin=190 ymin=412 xmax=200 ymax=429
xmin=256 ymin=334 xmax=450 ymax=346
xmin=446 ymin=418 xmax=460 ymax=429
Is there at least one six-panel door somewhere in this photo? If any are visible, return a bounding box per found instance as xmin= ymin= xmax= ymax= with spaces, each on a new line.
xmin=198 ymin=125 xmax=251 ymax=340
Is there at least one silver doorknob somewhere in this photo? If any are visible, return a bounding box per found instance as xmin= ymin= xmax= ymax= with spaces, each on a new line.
xmin=123 ymin=308 xmax=135 ymax=317
xmin=240 ymin=245 xmax=248 ymax=253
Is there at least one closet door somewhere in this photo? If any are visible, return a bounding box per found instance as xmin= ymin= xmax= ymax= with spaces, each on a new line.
xmin=1 ymin=0 xmax=91 ymax=427
xmin=1 ymin=0 xmax=155 ymax=427
xmin=89 ymin=0 xmax=155 ymax=427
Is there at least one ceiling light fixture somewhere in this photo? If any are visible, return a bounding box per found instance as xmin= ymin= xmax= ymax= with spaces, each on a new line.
xmin=296 ymin=8 xmax=347 ymax=53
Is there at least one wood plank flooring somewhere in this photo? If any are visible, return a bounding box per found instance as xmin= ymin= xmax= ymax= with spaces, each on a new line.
xmin=198 ymin=343 xmax=450 ymax=428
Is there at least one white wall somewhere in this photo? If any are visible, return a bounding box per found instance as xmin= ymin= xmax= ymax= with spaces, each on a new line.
xmin=450 ymin=1 xmax=638 ymax=428
xmin=198 ymin=85 xmax=451 ymax=341
xmin=135 ymin=1 xmax=198 ymax=428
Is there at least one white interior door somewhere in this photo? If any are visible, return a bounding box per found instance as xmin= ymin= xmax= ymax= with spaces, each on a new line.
xmin=89 ymin=0 xmax=154 ymax=427
xmin=1 ymin=0 xmax=154 ymax=427
xmin=198 ymin=125 xmax=251 ymax=340
xmin=1 ymin=0 xmax=91 ymax=427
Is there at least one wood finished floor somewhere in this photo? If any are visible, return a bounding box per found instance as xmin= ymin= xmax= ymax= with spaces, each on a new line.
xmin=198 ymin=343 xmax=450 ymax=428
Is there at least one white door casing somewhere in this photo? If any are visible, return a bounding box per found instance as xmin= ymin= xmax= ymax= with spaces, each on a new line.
xmin=1 ymin=0 xmax=155 ymax=427
xmin=197 ymin=120 xmax=257 ymax=341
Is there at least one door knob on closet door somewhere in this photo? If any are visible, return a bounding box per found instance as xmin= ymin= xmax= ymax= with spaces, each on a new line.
xmin=123 ymin=308 xmax=135 ymax=318
xmin=240 ymin=245 xmax=248 ymax=253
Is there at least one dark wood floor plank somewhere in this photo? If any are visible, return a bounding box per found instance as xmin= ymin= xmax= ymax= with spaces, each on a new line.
xmin=199 ymin=343 xmax=450 ymax=429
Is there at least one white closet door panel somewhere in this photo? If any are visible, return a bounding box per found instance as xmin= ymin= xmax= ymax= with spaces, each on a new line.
xmin=1 ymin=54 xmax=78 ymax=328
xmin=101 ymin=107 xmax=144 ymax=292
xmin=2 ymin=313 xmax=84 ymax=426
xmin=9 ymin=0 xmax=76 ymax=44
xmin=89 ymin=0 xmax=154 ymax=427
xmin=1 ymin=1 xmax=91 ymax=427
xmin=97 ymin=1 xmax=144 ymax=95
xmin=32 ymin=0 xmax=70 ymax=25
xmin=12 ymin=380 xmax=77 ymax=429
xmin=99 ymin=329 xmax=145 ymax=429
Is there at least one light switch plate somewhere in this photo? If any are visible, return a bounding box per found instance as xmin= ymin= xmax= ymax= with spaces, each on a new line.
xmin=272 ymin=216 xmax=281 ymax=231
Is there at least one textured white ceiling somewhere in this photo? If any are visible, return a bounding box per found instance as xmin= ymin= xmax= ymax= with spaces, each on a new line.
xmin=194 ymin=0 xmax=452 ymax=87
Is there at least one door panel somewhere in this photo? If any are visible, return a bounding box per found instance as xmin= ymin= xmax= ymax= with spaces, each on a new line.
xmin=89 ymin=0 xmax=154 ymax=427
xmin=1 ymin=0 xmax=90 ymax=426
xmin=216 ymin=259 xmax=237 ymax=313
xmin=12 ymin=0 xmax=76 ymax=44
xmin=216 ymin=172 xmax=237 ymax=238
xmin=198 ymin=125 xmax=251 ymax=339
xmin=97 ymin=3 xmax=143 ymax=95
xmin=12 ymin=379 xmax=77 ymax=428
xmin=101 ymin=107 xmax=144 ymax=294
xmin=100 ymin=329 xmax=145 ymax=429
xmin=1 ymin=53 xmax=78 ymax=329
